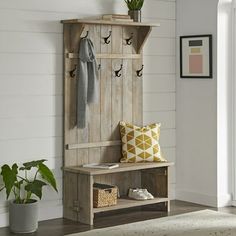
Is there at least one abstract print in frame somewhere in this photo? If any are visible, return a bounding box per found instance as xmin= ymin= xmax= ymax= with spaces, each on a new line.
xmin=180 ymin=35 xmax=212 ymax=78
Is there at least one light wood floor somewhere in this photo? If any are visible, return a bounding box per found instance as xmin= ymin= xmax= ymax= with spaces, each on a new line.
xmin=0 ymin=200 xmax=236 ymax=236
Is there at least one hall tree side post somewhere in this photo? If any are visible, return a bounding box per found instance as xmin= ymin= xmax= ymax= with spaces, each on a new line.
xmin=61 ymin=19 xmax=173 ymax=225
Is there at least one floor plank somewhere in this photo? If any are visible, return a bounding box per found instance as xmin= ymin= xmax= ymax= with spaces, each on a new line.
xmin=0 ymin=200 xmax=235 ymax=236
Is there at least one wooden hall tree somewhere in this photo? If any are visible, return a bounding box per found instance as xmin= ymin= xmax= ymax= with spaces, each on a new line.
xmin=61 ymin=19 xmax=173 ymax=225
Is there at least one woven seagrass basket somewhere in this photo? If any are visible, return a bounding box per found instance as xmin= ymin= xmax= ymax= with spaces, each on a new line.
xmin=93 ymin=183 xmax=118 ymax=208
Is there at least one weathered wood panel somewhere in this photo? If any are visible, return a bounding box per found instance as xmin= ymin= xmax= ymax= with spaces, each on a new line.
xmin=141 ymin=167 xmax=168 ymax=197
xmin=64 ymin=24 xmax=78 ymax=167
xmin=77 ymin=173 xmax=93 ymax=225
xmin=88 ymin=25 xmax=101 ymax=164
xmin=63 ymin=23 xmax=146 ymax=224
xmin=63 ymin=172 xmax=78 ymax=220
xmin=100 ymin=25 xmax=113 ymax=164
xmin=132 ymin=58 xmax=143 ymax=126
xmin=72 ymin=25 xmax=89 ymax=166
xmin=64 ymin=24 xmax=143 ymax=166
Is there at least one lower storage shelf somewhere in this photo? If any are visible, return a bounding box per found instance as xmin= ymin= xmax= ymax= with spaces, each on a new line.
xmin=93 ymin=197 xmax=169 ymax=213
xmin=64 ymin=163 xmax=173 ymax=225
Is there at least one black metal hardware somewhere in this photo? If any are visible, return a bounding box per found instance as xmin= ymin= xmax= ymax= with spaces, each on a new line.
xmin=114 ymin=64 xmax=123 ymax=77
xmin=136 ymin=65 xmax=144 ymax=77
xmin=125 ymin=33 xmax=133 ymax=45
xmin=103 ymin=31 xmax=112 ymax=44
xmin=81 ymin=31 xmax=89 ymax=39
xmin=69 ymin=64 xmax=101 ymax=78
xmin=69 ymin=65 xmax=77 ymax=78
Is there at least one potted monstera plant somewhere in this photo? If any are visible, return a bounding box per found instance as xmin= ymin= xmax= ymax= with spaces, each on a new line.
xmin=124 ymin=0 xmax=144 ymax=22
xmin=0 ymin=159 xmax=57 ymax=233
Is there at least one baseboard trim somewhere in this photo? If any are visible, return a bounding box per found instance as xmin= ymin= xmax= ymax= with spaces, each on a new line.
xmin=217 ymin=193 xmax=232 ymax=207
xmin=176 ymin=189 xmax=218 ymax=207
xmin=230 ymin=200 xmax=236 ymax=206
xmin=176 ymin=190 xmax=233 ymax=207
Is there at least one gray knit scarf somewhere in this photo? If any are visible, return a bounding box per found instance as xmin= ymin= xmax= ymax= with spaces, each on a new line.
xmin=77 ymin=38 xmax=99 ymax=128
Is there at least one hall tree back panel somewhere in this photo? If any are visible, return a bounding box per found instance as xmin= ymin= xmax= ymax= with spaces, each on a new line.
xmin=63 ymin=21 xmax=144 ymax=192
xmin=63 ymin=21 xmax=150 ymax=167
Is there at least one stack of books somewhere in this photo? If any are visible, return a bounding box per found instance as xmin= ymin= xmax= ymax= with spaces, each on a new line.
xmin=102 ymin=14 xmax=133 ymax=22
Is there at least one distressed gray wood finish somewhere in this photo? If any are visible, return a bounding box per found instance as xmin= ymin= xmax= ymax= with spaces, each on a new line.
xmin=64 ymin=24 xmax=78 ymax=167
xmin=63 ymin=23 xmax=144 ymax=167
xmin=61 ymin=19 xmax=160 ymax=27
xmin=88 ymin=25 xmax=101 ymax=164
xmin=141 ymin=167 xmax=170 ymax=212
xmin=64 ymin=162 xmax=172 ymax=224
xmin=100 ymin=25 xmax=113 ymax=165
xmin=62 ymin=20 xmax=164 ymax=225
xmin=77 ymin=174 xmax=93 ymax=224
xmin=63 ymin=172 xmax=78 ymax=221
xmin=65 ymin=162 xmax=174 ymax=175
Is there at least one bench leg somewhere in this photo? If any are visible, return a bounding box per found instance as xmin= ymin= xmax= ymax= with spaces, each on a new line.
xmin=77 ymin=174 xmax=94 ymax=225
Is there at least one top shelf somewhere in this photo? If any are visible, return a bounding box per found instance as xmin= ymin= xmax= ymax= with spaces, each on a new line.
xmin=61 ymin=19 xmax=160 ymax=27
xmin=61 ymin=19 xmax=160 ymax=53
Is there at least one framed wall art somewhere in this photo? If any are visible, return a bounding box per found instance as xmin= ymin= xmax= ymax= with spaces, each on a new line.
xmin=180 ymin=34 xmax=212 ymax=78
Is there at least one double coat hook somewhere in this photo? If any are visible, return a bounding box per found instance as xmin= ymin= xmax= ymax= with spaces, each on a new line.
xmin=136 ymin=65 xmax=144 ymax=77
xmin=69 ymin=63 xmax=101 ymax=78
xmin=81 ymin=31 xmax=89 ymax=39
xmin=103 ymin=31 xmax=112 ymax=44
xmin=125 ymin=33 xmax=133 ymax=45
xmin=69 ymin=65 xmax=77 ymax=78
xmin=114 ymin=64 xmax=123 ymax=78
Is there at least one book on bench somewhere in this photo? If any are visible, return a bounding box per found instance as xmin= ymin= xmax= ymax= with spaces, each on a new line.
xmin=82 ymin=163 xmax=119 ymax=169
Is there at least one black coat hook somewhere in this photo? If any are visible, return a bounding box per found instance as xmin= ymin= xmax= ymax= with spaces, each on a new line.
xmin=69 ymin=65 xmax=77 ymax=78
xmin=114 ymin=64 xmax=123 ymax=77
xmin=125 ymin=33 xmax=133 ymax=45
xmin=81 ymin=31 xmax=89 ymax=39
xmin=70 ymin=64 xmax=100 ymax=78
xmin=103 ymin=31 xmax=112 ymax=44
xmin=136 ymin=65 xmax=144 ymax=77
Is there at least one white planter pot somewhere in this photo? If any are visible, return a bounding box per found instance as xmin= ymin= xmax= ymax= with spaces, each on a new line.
xmin=9 ymin=200 xmax=38 ymax=233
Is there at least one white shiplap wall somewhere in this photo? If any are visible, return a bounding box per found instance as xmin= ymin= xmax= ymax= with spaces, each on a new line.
xmin=0 ymin=0 xmax=175 ymax=226
xmin=143 ymin=1 xmax=176 ymax=199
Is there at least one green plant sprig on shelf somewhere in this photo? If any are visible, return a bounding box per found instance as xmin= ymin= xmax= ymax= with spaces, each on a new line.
xmin=0 ymin=159 xmax=57 ymax=204
xmin=124 ymin=0 xmax=144 ymax=10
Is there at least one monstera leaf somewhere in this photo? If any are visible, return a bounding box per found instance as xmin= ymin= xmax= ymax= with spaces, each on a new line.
xmin=25 ymin=180 xmax=47 ymax=200
xmin=0 ymin=159 xmax=57 ymax=203
xmin=38 ymin=163 xmax=57 ymax=192
xmin=0 ymin=164 xmax=18 ymax=199
xmin=19 ymin=159 xmax=47 ymax=171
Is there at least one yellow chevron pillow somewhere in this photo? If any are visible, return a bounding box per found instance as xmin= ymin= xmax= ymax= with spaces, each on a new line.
xmin=119 ymin=121 xmax=167 ymax=163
